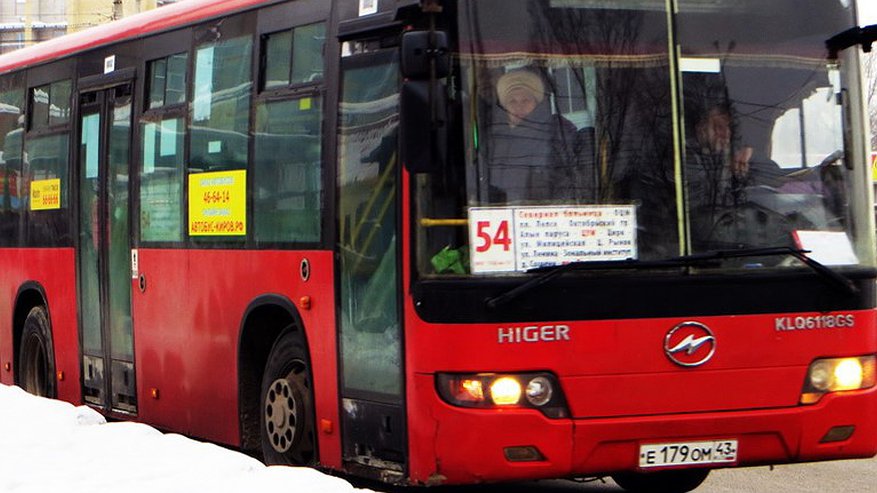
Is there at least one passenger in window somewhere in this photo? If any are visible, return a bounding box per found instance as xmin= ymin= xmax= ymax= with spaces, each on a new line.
xmin=481 ymin=69 xmax=593 ymax=204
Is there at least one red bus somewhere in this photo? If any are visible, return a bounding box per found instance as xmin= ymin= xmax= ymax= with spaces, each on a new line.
xmin=1 ymin=0 xmax=876 ymax=491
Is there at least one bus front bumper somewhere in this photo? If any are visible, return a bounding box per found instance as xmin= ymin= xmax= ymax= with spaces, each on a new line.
xmin=407 ymin=374 xmax=877 ymax=485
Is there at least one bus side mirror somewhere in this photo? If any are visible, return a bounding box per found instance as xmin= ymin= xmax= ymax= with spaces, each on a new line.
xmin=400 ymin=80 xmax=447 ymax=173
xmin=826 ymin=24 xmax=877 ymax=59
xmin=400 ymin=30 xmax=449 ymax=173
xmin=401 ymin=30 xmax=449 ymax=79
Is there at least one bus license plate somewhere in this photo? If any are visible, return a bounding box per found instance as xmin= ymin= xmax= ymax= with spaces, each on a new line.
xmin=639 ymin=440 xmax=738 ymax=468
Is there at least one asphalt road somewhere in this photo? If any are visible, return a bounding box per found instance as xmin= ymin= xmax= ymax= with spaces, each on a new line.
xmin=361 ymin=456 xmax=877 ymax=493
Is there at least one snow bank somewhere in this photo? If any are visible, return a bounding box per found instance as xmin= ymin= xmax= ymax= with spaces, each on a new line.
xmin=0 ymin=384 xmax=370 ymax=493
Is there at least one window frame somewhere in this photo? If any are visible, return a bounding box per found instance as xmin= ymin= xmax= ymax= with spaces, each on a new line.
xmin=259 ymin=21 xmax=327 ymax=94
xmin=146 ymin=51 xmax=190 ymax=111
xmin=129 ymin=2 xmax=332 ymax=250
xmin=23 ymin=59 xmax=76 ymax=247
xmin=252 ymin=88 xmax=325 ymax=248
xmin=0 ymin=72 xmax=26 ymax=247
xmin=187 ymin=13 xmax=256 ymax=246
xmin=249 ymin=0 xmax=331 ymax=249
xmin=27 ymin=79 xmax=72 ymax=133
xmin=248 ymin=21 xmax=334 ymax=249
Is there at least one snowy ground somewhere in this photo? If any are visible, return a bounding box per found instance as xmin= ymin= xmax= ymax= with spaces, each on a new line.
xmin=0 ymin=384 xmax=371 ymax=493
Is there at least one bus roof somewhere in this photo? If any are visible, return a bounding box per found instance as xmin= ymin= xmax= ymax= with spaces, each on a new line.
xmin=0 ymin=0 xmax=269 ymax=75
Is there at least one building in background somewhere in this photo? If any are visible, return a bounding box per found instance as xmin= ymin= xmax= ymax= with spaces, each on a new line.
xmin=0 ymin=0 xmax=177 ymax=54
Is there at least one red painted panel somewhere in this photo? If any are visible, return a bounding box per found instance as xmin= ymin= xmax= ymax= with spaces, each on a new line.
xmin=402 ymin=282 xmax=877 ymax=482
xmin=0 ymin=248 xmax=81 ymax=403
xmin=132 ymin=248 xmax=341 ymax=468
xmin=404 ymin=308 xmax=876 ymax=410
xmin=564 ymin=367 xmax=805 ymax=417
xmin=0 ymin=247 xmax=341 ymax=467
xmin=407 ymin=373 xmax=574 ymax=484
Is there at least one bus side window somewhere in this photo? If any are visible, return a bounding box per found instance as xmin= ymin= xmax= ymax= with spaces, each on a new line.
xmin=25 ymin=79 xmax=71 ymax=246
xmin=253 ymin=97 xmax=322 ymax=243
xmin=140 ymin=118 xmax=185 ymax=242
xmin=0 ymin=78 xmax=24 ymax=247
xmin=253 ymin=21 xmax=326 ymax=245
xmin=262 ymin=22 xmax=325 ymax=90
xmin=190 ymin=35 xmax=253 ymax=174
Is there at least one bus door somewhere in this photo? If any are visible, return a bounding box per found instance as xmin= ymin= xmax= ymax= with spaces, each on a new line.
xmin=336 ymin=42 xmax=407 ymax=471
xmin=76 ymin=82 xmax=137 ymax=414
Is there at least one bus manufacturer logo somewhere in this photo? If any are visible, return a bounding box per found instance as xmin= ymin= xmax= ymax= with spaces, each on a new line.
xmin=664 ymin=322 xmax=716 ymax=367
xmin=497 ymin=324 xmax=570 ymax=344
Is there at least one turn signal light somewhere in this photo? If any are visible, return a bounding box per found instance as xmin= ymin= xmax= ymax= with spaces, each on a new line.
xmin=820 ymin=425 xmax=855 ymax=443
xmin=504 ymin=446 xmax=545 ymax=462
xmin=801 ymin=355 xmax=876 ymax=404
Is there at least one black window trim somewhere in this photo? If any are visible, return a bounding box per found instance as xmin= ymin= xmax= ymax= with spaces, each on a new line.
xmin=138 ymin=31 xmax=192 ymax=246
xmin=258 ymin=21 xmax=327 ymax=95
xmin=27 ymin=79 xmax=73 ymax=135
xmin=145 ymin=52 xmax=189 ymax=112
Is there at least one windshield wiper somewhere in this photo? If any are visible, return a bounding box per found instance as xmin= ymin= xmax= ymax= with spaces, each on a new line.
xmin=485 ymin=246 xmax=857 ymax=309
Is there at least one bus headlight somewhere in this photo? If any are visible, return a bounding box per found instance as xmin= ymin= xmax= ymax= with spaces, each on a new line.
xmin=525 ymin=376 xmax=553 ymax=406
xmin=801 ymin=355 xmax=876 ymax=404
xmin=490 ymin=377 xmax=522 ymax=405
xmin=436 ymin=372 xmax=569 ymax=418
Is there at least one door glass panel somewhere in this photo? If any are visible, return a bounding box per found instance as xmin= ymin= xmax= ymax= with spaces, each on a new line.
xmin=108 ymin=94 xmax=132 ymax=362
xmin=77 ymin=87 xmax=136 ymax=412
xmin=337 ymin=52 xmax=401 ymax=399
xmin=78 ymin=109 xmax=102 ymax=356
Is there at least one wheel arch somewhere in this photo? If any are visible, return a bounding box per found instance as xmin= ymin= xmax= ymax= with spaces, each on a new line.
xmin=237 ymin=294 xmax=309 ymax=454
xmin=12 ymin=282 xmax=51 ymax=382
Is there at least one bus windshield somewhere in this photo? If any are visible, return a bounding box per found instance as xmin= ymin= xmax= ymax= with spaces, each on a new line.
xmin=414 ymin=0 xmax=872 ymax=276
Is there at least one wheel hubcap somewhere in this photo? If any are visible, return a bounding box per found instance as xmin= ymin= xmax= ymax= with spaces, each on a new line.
xmin=265 ymin=377 xmax=298 ymax=453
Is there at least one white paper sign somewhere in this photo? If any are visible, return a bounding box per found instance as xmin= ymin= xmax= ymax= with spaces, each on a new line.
xmin=468 ymin=205 xmax=637 ymax=274
xmin=359 ymin=0 xmax=378 ymax=16
xmin=104 ymin=55 xmax=115 ymax=74
xmin=794 ymin=230 xmax=858 ymax=266
xmin=131 ymin=249 xmax=139 ymax=279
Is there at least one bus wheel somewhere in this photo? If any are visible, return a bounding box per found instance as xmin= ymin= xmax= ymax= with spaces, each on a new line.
xmin=260 ymin=331 xmax=316 ymax=466
xmin=611 ymin=468 xmax=710 ymax=493
xmin=18 ymin=306 xmax=56 ymax=398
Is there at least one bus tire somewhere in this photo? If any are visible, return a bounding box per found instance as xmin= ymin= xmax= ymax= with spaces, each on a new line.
xmin=611 ymin=468 xmax=710 ymax=493
xmin=18 ymin=306 xmax=56 ymax=398
xmin=259 ymin=331 xmax=316 ymax=466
